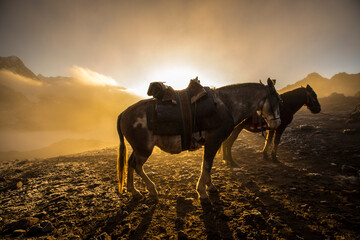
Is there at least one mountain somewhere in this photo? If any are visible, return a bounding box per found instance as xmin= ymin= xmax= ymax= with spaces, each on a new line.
xmin=0 ymin=56 xmax=39 ymax=80
xmin=0 ymin=139 xmax=114 ymax=161
xmin=0 ymin=56 xmax=141 ymax=156
xmin=279 ymin=72 xmax=360 ymax=98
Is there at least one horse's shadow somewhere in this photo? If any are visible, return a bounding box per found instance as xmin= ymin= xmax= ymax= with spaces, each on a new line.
xmin=100 ymin=196 xmax=157 ymax=239
xmin=200 ymin=191 xmax=234 ymax=240
xmin=232 ymin=162 xmax=328 ymax=240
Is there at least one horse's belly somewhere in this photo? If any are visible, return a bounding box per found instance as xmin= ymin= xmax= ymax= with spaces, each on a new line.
xmin=154 ymin=135 xmax=182 ymax=154
xmin=153 ymin=134 xmax=203 ymax=154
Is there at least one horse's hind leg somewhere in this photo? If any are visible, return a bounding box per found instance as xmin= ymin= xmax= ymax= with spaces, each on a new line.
xmin=127 ymin=153 xmax=143 ymax=199
xmin=197 ymin=142 xmax=221 ymax=199
xmin=133 ymin=153 xmax=158 ymax=199
xmin=223 ymin=123 xmax=244 ymax=164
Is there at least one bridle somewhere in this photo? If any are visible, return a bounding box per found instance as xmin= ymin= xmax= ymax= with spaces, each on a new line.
xmin=305 ymin=90 xmax=317 ymax=110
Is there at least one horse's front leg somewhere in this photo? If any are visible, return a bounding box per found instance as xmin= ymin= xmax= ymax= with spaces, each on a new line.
xmin=263 ymin=130 xmax=274 ymax=160
xmin=197 ymin=142 xmax=221 ymax=199
xmin=271 ymin=127 xmax=285 ymax=161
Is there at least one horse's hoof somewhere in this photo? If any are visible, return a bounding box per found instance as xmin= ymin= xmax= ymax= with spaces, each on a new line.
xmin=207 ymin=185 xmax=218 ymax=193
xmin=270 ymin=154 xmax=279 ymax=163
xmin=149 ymin=193 xmax=158 ymax=200
xmin=198 ymin=193 xmax=209 ymax=200
xmin=132 ymin=193 xmax=144 ymax=201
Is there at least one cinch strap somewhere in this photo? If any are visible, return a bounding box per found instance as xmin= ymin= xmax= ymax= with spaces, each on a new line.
xmin=175 ymin=89 xmax=193 ymax=151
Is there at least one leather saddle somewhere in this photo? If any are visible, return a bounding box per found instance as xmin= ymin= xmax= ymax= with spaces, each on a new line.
xmin=147 ymin=77 xmax=207 ymax=104
xmin=146 ymin=78 xmax=220 ymax=150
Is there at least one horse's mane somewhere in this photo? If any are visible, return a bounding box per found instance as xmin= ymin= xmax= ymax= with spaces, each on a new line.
xmin=216 ymin=82 xmax=264 ymax=91
xmin=280 ymin=87 xmax=306 ymax=98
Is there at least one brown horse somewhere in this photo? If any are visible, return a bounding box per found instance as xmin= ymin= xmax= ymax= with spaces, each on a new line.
xmin=117 ymin=78 xmax=281 ymax=200
xmin=222 ymin=85 xmax=321 ymax=163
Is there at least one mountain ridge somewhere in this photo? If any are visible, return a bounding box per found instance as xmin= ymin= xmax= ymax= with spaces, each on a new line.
xmin=0 ymin=56 xmax=39 ymax=80
xmin=279 ymin=72 xmax=360 ymax=98
xmin=0 ymin=138 xmax=114 ymax=161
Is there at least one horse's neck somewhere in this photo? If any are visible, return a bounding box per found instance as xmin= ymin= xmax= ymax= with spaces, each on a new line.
xmin=283 ymin=88 xmax=307 ymax=115
xmin=215 ymin=85 xmax=266 ymax=125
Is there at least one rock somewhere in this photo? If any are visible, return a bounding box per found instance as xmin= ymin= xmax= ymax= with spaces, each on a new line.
xmin=341 ymin=165 xmax=358 ymax=176
xmin=139 ymin=204 xmax=149 ymax=211
xmin=16 ymin=181 xmax=23 ymax=188
xmin=347 ymin=104 xmax=360 ymax=123
xmin=298 ymin=124 xmax=316 ymax=132
xmin=121 ymin=223 xmax=131 ymax=234
xmin=33 ymin=211 xmax=47 ymax=219
xmin=177 ymin=196 xmax=194 ymax=205
xmin=26 ymin=220 xmax=54 ymax=236
xmin=12 ymin=229 xmax=26 ymax=237
xmin=40 ymin=220 xmax=54 ymax=233
xmin=92 ymin=232 xmax=111 ymax=240
xmin=6 ymin=217 xmax=40 ymax=231
xmin=27 ymin=225 xmax=43 ymax=236
xmin=342 ymin=129 xmax=358 ymax=135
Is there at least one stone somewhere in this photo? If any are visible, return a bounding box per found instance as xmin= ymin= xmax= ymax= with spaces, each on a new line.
xmin=12 ymin=229 xmax=26 ymax=237
xmin=40 ymin=220 xmax=54 ymax=233
xmin=16 ymin=181 xmax=23 ymax=188
xmin=92 ymin=232 xmax=111 ymax=240
xmin=341 ymin=165 xmax=358 ymax=176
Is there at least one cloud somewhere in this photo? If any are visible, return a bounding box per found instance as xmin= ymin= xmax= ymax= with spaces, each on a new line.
xmin=69 ymin=66 xmax=118 ymax=86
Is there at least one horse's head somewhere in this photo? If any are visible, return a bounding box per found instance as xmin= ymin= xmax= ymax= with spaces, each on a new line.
xmin=258 ymin=78 xmax=282 ymax=129
xmin=305 ymin=85 xmax=321 ymax=113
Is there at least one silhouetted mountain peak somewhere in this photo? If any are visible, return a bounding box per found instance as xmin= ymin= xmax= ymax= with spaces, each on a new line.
xmin=306 ymin=72 xmax=323 ymax=79
xmin=0 ymin=56 xmax=39 ymax=80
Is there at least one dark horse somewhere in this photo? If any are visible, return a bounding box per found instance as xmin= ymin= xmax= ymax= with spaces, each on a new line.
xmin=222 ymin=85 xmax=321 ymax=163
xmin=117 ymin=78 xmax=281 ymax=199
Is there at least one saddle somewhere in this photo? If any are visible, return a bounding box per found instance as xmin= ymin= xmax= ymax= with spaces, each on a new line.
xmin=146 ymin=78 xmax=220 ymax=150
xmin=147 ymin=77 xmax=207 ymax=104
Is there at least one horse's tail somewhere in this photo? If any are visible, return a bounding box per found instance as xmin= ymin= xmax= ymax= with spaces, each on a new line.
xmin=117 ymin=113 xmax=127 ymax=194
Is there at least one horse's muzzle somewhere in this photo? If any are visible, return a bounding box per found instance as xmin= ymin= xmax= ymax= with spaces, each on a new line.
xmin=268 ymin=119 xmax=281 ymax=129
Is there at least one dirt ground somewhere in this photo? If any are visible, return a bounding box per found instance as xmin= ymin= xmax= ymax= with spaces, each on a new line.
xmin=1 ymin=102 xmax=360 ymax=239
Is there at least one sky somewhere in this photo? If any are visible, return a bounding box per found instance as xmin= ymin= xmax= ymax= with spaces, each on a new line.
xmin=0 ymin=0 xmax=360 ymax=94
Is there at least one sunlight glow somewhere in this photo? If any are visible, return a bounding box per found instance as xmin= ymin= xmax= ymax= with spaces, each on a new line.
xmin=70 ymin=66 xmax=118 ymax=86
xmin=131 ymin=64 xmax=220 ymax=97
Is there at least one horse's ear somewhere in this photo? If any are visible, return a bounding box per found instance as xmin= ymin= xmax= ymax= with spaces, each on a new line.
xmin=259 ymin=79 xmax=263 ymax=85
xmin=306 ymin=84 xmax=312 ymax=90
xmin=267 ymin=78 xmax=275 ymax=88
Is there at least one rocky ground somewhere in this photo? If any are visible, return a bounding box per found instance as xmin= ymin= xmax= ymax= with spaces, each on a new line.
xmin=1 ymin=106 xmax=360 ymax=239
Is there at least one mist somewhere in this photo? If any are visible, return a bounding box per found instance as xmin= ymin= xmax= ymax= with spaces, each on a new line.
xmin=0 ymin=67 xmax=140 ymax=151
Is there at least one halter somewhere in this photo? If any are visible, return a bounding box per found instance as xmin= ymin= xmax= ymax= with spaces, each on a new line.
xmin=304 ymin=88 xmax=320 ymax=113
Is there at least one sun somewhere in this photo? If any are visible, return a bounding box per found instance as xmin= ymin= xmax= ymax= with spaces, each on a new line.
xmin=125 ymin=64 xmax=221 ymax=97
xmin=148 ymin=64 xmax=218 ymax=90
xmin=148 ymin=65 xmax=203 ymax=89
